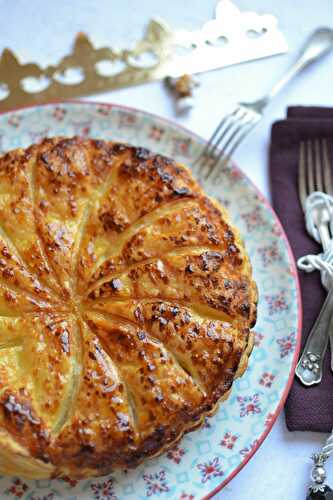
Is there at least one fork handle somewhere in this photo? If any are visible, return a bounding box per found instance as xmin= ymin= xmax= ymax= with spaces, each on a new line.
xmin=258 ymin=28 xmax=333 ymax=109
xmin=295 ymin=285 xmax=333 ymax=386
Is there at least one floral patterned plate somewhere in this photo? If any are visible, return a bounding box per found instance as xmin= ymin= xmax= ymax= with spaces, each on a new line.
xmin=0 ymin=101 xmax=301 ymax=500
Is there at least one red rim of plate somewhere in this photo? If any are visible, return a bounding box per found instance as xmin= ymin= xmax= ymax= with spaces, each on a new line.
xmin=0 ymin=99 xmax=303 ymax=499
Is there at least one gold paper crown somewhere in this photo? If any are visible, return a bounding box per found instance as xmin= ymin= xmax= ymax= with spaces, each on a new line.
xmin=0 ymin=0 xmax=287 ymax=112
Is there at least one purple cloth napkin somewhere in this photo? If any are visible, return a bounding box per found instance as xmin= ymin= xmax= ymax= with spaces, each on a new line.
xmin=270 ymin=106 xmax=333 ymax=432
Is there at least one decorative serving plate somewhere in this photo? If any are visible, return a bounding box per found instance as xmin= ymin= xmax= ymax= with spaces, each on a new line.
xmin=0 ymin=101 xmax=301 ymax=499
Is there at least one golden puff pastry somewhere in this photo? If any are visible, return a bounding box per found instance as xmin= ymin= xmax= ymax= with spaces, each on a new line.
xmin=0 ymin=137 xmax=257 ymax=478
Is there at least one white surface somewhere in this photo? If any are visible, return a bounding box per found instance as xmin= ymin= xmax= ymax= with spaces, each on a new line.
xmin=1 ymin=1 xmax=333 ymax=498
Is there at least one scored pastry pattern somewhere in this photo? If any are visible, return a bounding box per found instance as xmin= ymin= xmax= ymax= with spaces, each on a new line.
xmin=0 ymin=102 xmax=300 ymax=498
xmin=0 ymin=136 xmax=257 ymax=478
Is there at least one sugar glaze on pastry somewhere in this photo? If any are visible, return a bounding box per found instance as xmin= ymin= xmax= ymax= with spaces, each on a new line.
xmin=0 ymin=137 xmax=257 ymax=478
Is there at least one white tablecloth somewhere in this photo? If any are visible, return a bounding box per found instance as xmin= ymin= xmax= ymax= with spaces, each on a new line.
xmin=1 ymin=0 xmax=333 ymax=497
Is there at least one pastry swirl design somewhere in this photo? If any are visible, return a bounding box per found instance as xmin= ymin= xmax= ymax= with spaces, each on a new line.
xmin=0 ymin=137 xmax=257 ymax=478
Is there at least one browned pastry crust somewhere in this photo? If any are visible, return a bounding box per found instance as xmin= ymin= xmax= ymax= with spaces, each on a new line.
xmin=0 ymin=137 xmax=257 ymax=478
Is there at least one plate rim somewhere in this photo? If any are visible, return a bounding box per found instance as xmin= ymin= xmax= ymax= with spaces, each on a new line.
xmin=0 ymin=99 xmax=302 ymax=498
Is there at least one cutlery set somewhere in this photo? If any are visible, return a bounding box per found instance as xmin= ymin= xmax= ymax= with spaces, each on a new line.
xmin=296 ymin=140 xmax=333 ymax=386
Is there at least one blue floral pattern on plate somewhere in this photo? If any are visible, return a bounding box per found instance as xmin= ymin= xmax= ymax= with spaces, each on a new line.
xmin=0 ymin=102 xmax=301 ymax=499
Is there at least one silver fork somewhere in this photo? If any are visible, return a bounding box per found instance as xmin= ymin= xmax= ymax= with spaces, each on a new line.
xmin=193 ymin=28 xmax=333 ymax=181
xmin=295 ymin=139 xmax=333 ymax=386
xmin=299 ymin=139 xmax=333 ymax=248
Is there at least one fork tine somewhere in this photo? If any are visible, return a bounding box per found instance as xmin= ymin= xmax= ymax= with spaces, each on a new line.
xmin=307 ymin=140 xmax=315 ymax=194
xmin=298 ymin=141 xmax=307 ymax=210
xmin=208 ymin=108 xmax=247 ymax=157
xmin=314 ymin=139 xmax=324 ymax=192
xmin=220 ymin=116 xmax=257 ymax=159
xmin=208 ymin=118 xmax=257 ymax=183
xmin=200 ymin=109 xmax=246 ymax=179
xmin=192 ymin=117 xmax=227 ymax=168
xmin=193 ymin=107 xmax=238 ymax=169
xmin=206 ymin=109 xmax=240 ymax=148
xmin=216 ymin=120 xmax=248 ymax=159
xmin=203 ymin=119 xmax=245 ymax=179
xmin=322 ymin=138 xmax=333 ymax=196
xmin=201 ymin=108 xmax=247 ymax=178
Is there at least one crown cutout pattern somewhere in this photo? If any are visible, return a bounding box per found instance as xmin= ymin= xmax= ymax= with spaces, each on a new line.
xmin=0 ymin=0 xmax=287 ymax=112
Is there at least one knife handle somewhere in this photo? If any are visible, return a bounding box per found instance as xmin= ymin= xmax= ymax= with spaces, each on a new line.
xmin=295 ymin=286 xmax=333 ymax=386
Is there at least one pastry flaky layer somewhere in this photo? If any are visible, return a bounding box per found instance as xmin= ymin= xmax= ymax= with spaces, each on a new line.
xmin=0 ymin=137 xmax=257 ymax=479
